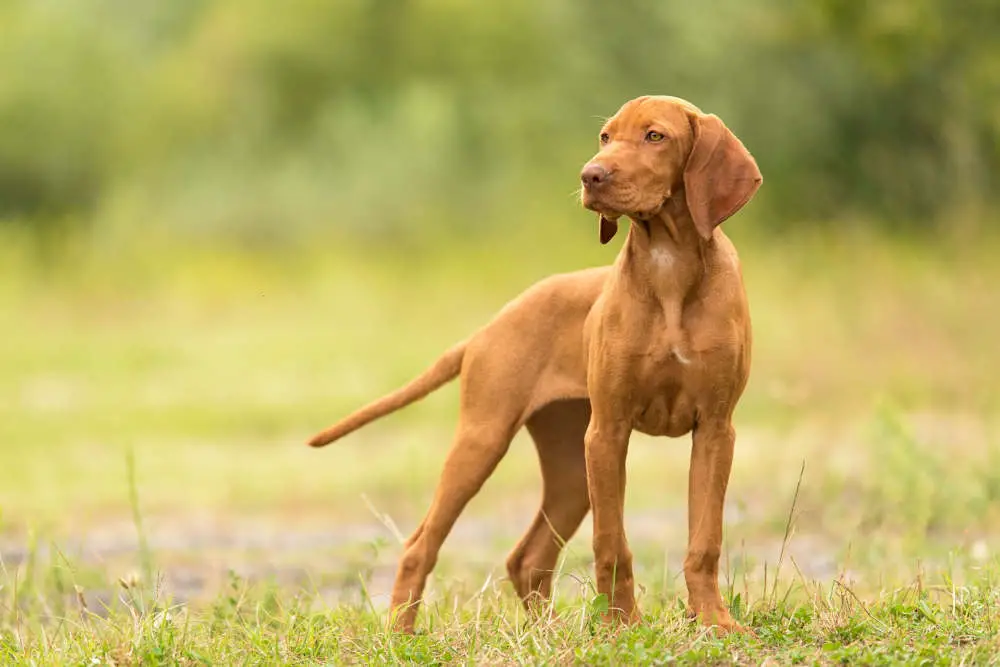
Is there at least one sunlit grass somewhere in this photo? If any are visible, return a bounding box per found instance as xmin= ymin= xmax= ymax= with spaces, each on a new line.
xmin=3 ymin=534 xmax=1000 ymax=664
xmin=1 ymin=222 xmax=999 ymax=662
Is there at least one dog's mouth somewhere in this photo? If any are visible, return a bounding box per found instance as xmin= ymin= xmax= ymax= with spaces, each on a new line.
xmin=582 ymin=189 xmax=670 ymax=222
xmin=581 ymin=187 xmax=606 ymax=212
xmin=581 ymin=188 xmax=630 ymax=219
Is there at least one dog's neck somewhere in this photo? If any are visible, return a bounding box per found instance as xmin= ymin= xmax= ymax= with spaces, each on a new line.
xmin=617 ymin=192 xmax=708 ymax=304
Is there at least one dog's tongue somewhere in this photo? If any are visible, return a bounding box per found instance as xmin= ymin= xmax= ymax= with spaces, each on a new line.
xmin=599 ymin=215 xmax=619 ymax=244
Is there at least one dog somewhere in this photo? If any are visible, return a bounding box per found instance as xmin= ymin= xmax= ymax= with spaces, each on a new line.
xmin=309 ymin=95 xmax=762 ymax=633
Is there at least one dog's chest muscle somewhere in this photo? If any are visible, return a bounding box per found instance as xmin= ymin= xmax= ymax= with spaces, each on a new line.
xmin=628 ymin=310 xmax=736 ymax=438
xmin=629 ymin=335 xmax=697 ymax=437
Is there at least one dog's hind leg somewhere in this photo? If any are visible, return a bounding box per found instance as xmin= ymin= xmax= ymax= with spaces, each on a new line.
xmin=505 ymin=399 xmax=591 ymax=612
xmin=387 ymin=380 xmax=524 ymax=632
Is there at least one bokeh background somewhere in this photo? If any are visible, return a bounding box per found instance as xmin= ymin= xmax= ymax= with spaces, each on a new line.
xmin=2 ymin=0 xmax=1000 ymax=606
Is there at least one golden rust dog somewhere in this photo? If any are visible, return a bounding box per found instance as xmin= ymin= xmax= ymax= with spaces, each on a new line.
xmin=309 ymin=95 xmax=762 ymax=633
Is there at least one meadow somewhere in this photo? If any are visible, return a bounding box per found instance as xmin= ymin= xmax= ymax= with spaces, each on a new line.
xmin=2 ymin=221 xmax=999 ymax=664
xmin=2 ymin=0 xmax=999 ymax=661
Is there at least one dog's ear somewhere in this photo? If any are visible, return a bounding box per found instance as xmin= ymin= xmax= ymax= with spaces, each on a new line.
xmin=599 ymin=215 xmax=618 ymax=244
xmin=684 ymin=113 xmax=762 ymax=240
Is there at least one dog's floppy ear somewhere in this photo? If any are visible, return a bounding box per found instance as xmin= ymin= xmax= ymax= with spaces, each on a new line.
xmin=684 ymin=113 xmax=762 ymax=240
xmin=599 ymin=215 xmax=618 ymax=244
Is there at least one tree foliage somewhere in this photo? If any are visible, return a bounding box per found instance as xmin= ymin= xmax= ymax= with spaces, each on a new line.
xmin=1 ymin=0 xmax=996 ymax=238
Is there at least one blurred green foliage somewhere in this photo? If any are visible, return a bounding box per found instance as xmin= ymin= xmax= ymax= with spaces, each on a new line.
xmin=1 ymin=0 xmax=998 ymax=242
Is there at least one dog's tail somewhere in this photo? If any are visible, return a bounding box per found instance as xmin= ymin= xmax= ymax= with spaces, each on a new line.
xmin=307 ymin=341 xmax=467 ymax=448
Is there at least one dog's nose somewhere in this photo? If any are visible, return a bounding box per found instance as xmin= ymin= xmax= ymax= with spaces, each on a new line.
xmin=581 ymin=163 xmax=610 ymax=188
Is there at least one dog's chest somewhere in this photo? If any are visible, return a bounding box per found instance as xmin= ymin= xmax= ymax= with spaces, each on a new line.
xmin=628 ymin=316 xmax=739 ymax=437
xmin=633 ymin=387 xmax=695 ymax=437
xmin=629 ymin=341 xmax=699 ymax=437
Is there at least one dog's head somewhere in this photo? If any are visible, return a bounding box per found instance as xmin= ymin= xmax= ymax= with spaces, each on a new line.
xmin=580 ymin=96 xmax=762 ymax=244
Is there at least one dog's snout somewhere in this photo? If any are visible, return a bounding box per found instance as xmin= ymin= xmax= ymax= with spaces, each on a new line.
xmin=581 ymin=163 xmax=610 ymax=188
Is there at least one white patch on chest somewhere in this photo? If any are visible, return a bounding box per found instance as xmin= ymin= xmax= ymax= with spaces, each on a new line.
xmin=671 ymin=346 xmax=692 ymax=365
xmin=649 ymin=247 xmax=675 ymax=269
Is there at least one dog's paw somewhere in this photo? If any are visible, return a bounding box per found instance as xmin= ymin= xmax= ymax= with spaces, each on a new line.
xmin=687 ymin=606 xmax=752 ymax=637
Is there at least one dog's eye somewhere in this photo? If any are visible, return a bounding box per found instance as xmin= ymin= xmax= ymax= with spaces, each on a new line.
xmin=599 ymin=132 xmax=610 ymax=144
xmin=646 ymin=130 xmax=665 ymax=142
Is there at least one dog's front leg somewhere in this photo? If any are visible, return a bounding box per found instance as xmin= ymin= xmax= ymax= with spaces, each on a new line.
xmin=684 ymin=418 xmax=743 ymax=633
xmin=584 ymin=418 xmax=640 ymax=623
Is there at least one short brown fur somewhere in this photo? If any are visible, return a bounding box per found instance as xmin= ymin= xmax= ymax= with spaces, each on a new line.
xmin=308 ymin=95 xmax=762 ymax=634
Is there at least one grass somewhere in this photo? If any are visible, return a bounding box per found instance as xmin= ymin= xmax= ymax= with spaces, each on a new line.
xmin=4 ymin=566 xmax=1000 ymax=664
xmin=4 ymin=529 xmax=1000 ymax=664
xmin=1 ymin=222 xmax=999 ymax=663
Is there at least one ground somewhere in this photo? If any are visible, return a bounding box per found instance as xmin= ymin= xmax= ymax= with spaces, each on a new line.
xmin=1 ymin=228 xmax=999 ymax=664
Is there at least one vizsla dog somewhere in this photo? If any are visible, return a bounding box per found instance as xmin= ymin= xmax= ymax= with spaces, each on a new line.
xmin=308 ymin=95 xmax=762 ymax=633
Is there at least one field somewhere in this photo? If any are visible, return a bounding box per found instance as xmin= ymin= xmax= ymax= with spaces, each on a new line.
xmin=2 ymin=224 xmax=1000 ymax=664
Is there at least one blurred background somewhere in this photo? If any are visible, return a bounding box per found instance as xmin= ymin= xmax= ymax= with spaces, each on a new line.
xmin=2 ymin=0 xmax=1000 ymax=604
xmin=3 ymin=0 xmax=1000 ymax=241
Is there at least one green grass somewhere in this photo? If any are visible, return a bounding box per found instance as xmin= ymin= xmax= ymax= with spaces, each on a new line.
xmin=1 ymin=224 xmax=999 ymax=663
xmin=4 ymin=543 xmax=1000 ymax=664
